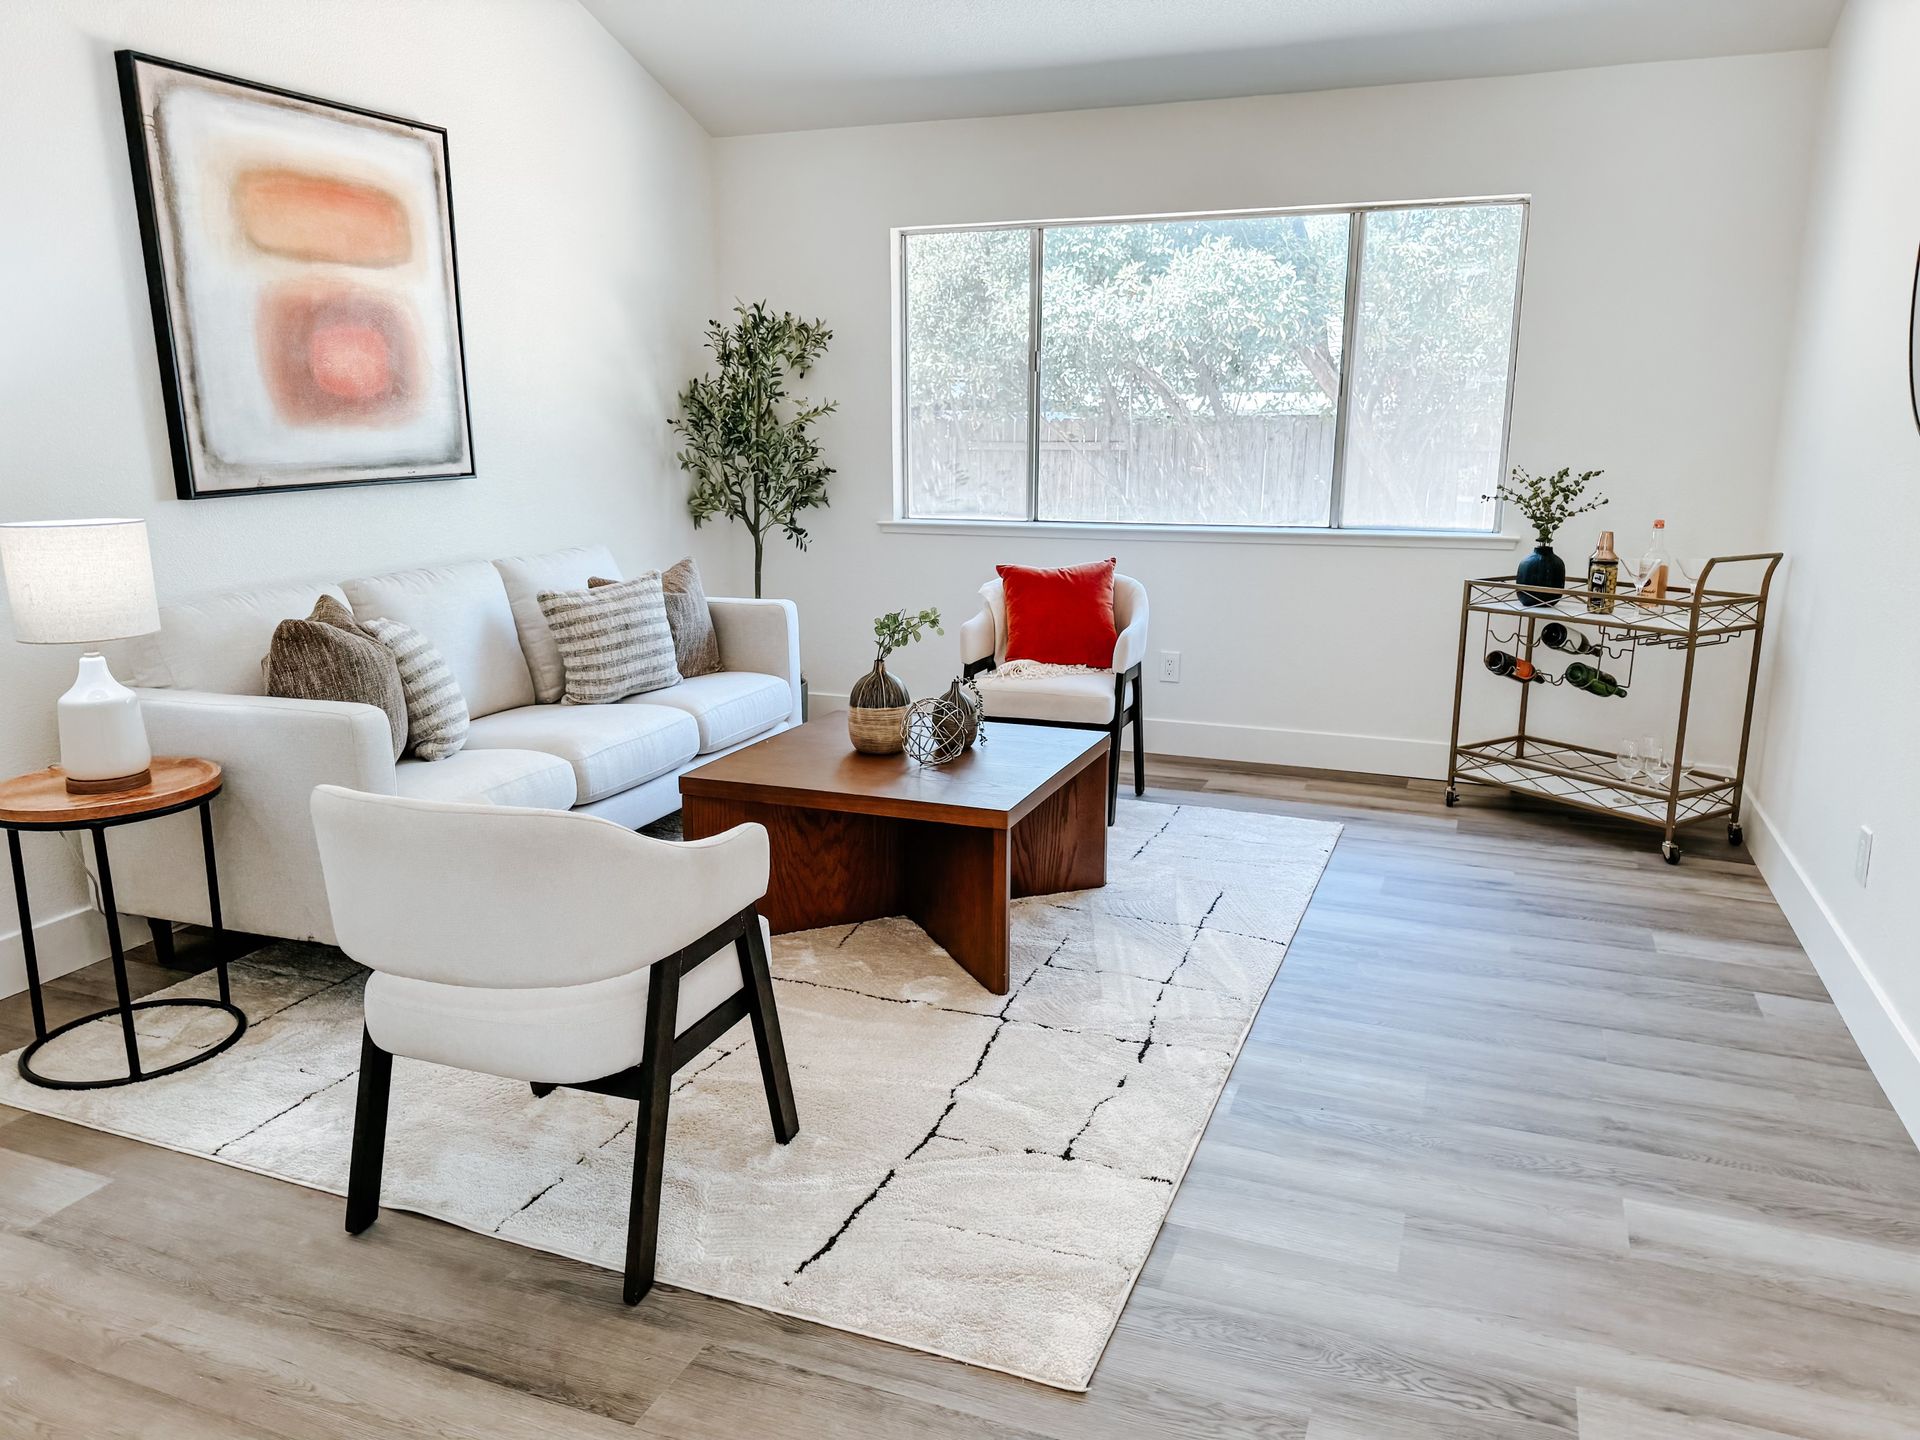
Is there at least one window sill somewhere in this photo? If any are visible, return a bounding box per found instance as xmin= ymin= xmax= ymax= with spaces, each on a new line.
xmin=878 ymin=518 xmax=1523 ymax=550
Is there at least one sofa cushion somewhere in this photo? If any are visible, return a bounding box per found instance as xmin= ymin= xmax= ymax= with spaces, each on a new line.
xmin=121 ymin=579 xmax=350 ymax=694
xmin=493 ymin=545 xmax=621 ymax=704
xmin=343 ymin=560 xmax=533 ymax=720
xmin=632 ymin=671 xmax=792 ymax=753
xmin=977 ymin=668 xmax=1129 ymax=726
xmin=540 ymin=574 xmax=680 ymax=704
xmin=393 ymin=748 xmax=575 ymax=810
xmin=463 ymin=703 xmax=698 ymax=804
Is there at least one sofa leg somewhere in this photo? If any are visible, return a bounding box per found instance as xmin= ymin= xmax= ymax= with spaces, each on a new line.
xmin=346 ymin=1028 xmax=392 ymax=1236
xmin=736 ymin=913 xmax=799 ymax=1145
xmin=530 ymin=1082 xmax=556 ymax=1098
xmin=624 ymin=959 xmax=679 ymax=1305
xmin=146 ymin=917 xmax=182 ymax=968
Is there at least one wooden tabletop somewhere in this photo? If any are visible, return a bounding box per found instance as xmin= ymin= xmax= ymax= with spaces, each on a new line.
xmin=680 ymin=719 xmax=1107 ymax=829
xmin=0 ymin=758 xmax=222 ymax=828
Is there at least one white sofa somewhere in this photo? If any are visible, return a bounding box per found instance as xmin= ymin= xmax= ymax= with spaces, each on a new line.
xmin=99 ymin=545 xmax=800 ymax=946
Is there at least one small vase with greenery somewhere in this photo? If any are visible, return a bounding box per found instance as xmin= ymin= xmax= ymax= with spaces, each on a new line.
xmin=673 ymin=301 xmax=836 ymax=599
xmin=1487 ymin=466 xmax=1608 ymax=606
xmin=848 ymin=607 xmax=942 ymax=755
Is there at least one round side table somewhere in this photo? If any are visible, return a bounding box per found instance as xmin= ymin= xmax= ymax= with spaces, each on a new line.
xmin=1 ymin=757 xmax=247 ymax=1089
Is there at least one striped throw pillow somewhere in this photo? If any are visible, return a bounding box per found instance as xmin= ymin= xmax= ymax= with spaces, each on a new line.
xmin=538 ymin=574 xmax=680 ymax=704
xmin=363 ymin=617 xmax=469 ymax=761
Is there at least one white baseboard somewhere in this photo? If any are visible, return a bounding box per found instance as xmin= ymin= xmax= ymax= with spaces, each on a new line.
xmin=808 ymin=694 xmax=1443 ymax=779
xmin=1746 ymin=796 xmax=1920 ymax=1148
xmin=0 ymin=904 xmax=112 ymax=1001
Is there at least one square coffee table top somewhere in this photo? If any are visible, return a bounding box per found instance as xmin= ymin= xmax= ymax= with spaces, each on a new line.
xmin=680 ymin=719 xmax=1108 ymax=830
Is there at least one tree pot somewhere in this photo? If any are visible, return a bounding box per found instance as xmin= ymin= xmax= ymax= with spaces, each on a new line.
xmin=847 ymin=658 xmax=909 ymax=755
xmin=1515 ymin=544 xmax=1567 ymax=606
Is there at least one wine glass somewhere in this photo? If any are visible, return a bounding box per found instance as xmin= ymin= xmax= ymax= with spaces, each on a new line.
xmin=1642 ymin=737 xmax=1674 ymax=786
xmin=1615 ymin=740 xmax=1642 ymax=781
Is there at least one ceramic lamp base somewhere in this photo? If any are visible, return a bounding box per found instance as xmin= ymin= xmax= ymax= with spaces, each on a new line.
xmin=57 ymin=652 xmax=152 ymax=790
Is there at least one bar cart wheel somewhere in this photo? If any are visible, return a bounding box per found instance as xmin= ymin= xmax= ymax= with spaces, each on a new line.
xmin=1727 ymin=823 xmax=1744 ymax=846
xmin=1444 ymin=787 xmax=1458 ymax=808
xmin=1662 ymin=841 xmax=1682 ymax=866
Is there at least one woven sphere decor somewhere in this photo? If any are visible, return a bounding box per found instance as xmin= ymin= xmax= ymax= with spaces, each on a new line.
xmin=903 ymin=685 xmax=983 ymax=766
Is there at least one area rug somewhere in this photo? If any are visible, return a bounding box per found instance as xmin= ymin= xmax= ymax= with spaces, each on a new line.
xmin=0 ymin=801 xmax=1338 ymax=1391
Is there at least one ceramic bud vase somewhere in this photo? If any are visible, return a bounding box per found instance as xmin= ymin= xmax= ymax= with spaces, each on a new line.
xmin=847 ymin=658 xmax=909 ymax=754
xmin=1515 ymin=543 xmax=1567 ymax=607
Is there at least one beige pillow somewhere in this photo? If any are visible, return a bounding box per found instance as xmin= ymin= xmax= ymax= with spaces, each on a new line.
xmin=538 ymin=574 xmax=680 ymax=704
xmin=592 ymin=558 xmax=721 ymax=678
xmin=363 ymin=617 xmax=469 ymax=761
xmin=264 ymin=595 xmax=407 ymax=760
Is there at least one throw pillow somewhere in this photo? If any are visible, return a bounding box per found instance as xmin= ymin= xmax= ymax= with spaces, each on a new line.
xmin=996 ymin=558 xmax=1118 ymax=669
xmin=539 ymin=573 xmax=680 ymax=704
xmin=590 ymin=558 xmax=721 ymax=678
xmin=363 ymin=617 xmax=469 ymax=761
xmin=264 ymin=595 xmax=408 ymax=761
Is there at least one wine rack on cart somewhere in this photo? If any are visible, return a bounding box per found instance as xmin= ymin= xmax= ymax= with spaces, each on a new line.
xmin=1444 ymin=553 xmax=1782 ymax=865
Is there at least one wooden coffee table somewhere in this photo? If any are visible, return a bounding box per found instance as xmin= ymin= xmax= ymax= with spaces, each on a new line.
xmin=679 ymin=721 xmax=1108 ymax=994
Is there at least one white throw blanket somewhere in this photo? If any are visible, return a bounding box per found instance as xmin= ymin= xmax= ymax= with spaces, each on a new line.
xmin=976 ymin=658 xmax=1113 ymax=685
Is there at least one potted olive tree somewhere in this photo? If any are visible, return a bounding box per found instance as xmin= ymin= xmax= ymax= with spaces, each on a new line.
xmin=672 ymin=301 xmax=836 ymax=600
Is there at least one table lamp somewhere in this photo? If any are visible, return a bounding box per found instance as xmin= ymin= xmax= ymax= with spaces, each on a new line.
xmin=0 ymin=519 xmax=161 ymax=794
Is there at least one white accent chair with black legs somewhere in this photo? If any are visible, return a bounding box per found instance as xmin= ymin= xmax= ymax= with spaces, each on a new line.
xmin=960 ymin=573 xmax=1149 ymax=824
xmin=310 ymin=785 xmax=799 ymax=1305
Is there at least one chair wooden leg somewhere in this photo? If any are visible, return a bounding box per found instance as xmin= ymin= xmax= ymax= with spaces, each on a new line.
xmin=624 ymin=959 xmax=680 ymax=1305
xmin=1132 ymin=682 xmax=1146 ymax=797
xmin=736 ymin=913 xmax=799 ymax=1145
xmin=346 ymin=1028 xmax=392 ymax=1236
xmin=1106 ymin=721 xmax=1122 ymax=825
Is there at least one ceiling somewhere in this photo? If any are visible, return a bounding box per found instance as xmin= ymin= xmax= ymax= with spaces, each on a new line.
xmin=580 ymin=0 xmax=1843 ymax=137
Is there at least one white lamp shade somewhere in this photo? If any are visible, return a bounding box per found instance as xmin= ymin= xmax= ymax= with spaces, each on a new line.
xmin=0 ymin=519 xmax=160 ymax=645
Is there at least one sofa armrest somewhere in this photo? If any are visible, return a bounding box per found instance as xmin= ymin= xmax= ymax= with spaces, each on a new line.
xmin=708 ymin=597 xmax=802 ymax=725
xmin=100 ymin=690 xmax=399 ymax=943
xmin=960 ymin=609 xmax=995 ymax=669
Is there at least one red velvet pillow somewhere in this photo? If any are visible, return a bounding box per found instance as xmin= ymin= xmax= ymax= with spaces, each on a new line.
xmin=997 ymin=558 xmax=1118 ymax=668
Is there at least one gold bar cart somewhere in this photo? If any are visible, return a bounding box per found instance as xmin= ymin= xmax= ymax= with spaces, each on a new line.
xmin=1444 ymin=553 xmax=1783 ymax=865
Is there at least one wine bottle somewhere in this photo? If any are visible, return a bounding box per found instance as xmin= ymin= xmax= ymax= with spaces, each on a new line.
xmin=1540 ymin=621 xmax=1598 ymax=655
xmin=1586 ymin=531 xmax=1620 ymax=615
xmin=1565 ymin=661 xmax=1627 ymax=697
xmin=1485 ymin=650 xmax=1545 ymax=683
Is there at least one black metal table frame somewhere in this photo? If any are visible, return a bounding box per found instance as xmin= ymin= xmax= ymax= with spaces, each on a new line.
xmin=6 ymin=786 xmax=246 ymax=1089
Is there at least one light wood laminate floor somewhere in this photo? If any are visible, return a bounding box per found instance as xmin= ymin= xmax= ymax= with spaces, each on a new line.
xmin=1 ymin=760 xmax=1916 ymax=1438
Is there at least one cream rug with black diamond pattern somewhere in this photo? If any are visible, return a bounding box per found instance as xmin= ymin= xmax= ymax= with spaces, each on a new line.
xmin=0 ymin=801 xmax=1338 ymax=1391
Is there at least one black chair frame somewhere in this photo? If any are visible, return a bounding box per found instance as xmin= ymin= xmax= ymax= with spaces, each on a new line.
xmin=345 ymin=902 xmax=798 ymax=1305
xmin=963 ymin=657 xmax=1145 ymax=825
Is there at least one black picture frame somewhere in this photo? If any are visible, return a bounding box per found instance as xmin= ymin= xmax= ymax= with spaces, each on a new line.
xmin=115 ymin=50 xmax=476 ymax=499
xmin=1909 ymin=242 xmax=1920 ymax=436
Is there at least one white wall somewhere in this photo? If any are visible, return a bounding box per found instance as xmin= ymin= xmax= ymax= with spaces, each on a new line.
xmin=1749 ymin=0 xmax=1920 ymax=1138
xmin=0 ymin=0 xmax=713 ymax=990
xmin=706 ymin=53 xmax=1823 ymax=778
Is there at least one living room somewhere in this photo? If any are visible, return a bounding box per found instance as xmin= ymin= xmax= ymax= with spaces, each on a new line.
xmin=0 ymin=0 xmax=1914 ymax=1434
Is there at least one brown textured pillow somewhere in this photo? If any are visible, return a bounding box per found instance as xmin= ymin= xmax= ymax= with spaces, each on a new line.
xmin=265 ymin=595 xmax=408 ymax=760
xmin=591 ymin=557 xmax=721 ymax=678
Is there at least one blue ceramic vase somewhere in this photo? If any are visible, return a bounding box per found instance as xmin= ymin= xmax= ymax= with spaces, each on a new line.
xmin=1515 ymin=544 xmax=1566 ymax=606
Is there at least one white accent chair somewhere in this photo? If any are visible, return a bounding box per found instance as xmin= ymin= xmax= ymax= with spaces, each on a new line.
xmin=311 ymin=785 xmax=798 ymax=1306
xmin=960 ymin=573 xmax=1149 ymax=824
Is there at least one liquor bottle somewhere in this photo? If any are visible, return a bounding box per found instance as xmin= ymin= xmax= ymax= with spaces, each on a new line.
xmin=1540 ymin=621 xmax=1598 ymax=655
xmin=1636 ymin=519 xmax=1683 ymax=599
xmin=1586 ymin=530 xmax=1621 ymax=615
xmin=1485 ymin=650 xmax=1545 ymax=683
xmin=1565 ymin=661 xmax=1627 ymax=697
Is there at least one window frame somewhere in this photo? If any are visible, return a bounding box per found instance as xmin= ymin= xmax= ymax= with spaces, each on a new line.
xmin=894 ymin=195 xmax=1530 ymax=539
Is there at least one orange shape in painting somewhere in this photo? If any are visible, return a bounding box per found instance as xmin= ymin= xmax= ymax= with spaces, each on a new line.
xmin=258 ymin=279 xmax=421 ymax=426
xmin=234 ymin=169 xmax=411 ymax=267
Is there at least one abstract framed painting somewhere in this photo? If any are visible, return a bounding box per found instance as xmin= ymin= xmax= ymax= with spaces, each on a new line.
xmin=116 ymin=51 xmax=474 ymax=498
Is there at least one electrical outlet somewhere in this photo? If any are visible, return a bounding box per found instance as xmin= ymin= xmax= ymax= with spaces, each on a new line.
xmin=1855 ymin=826 xmax=1874 ymax=887
xmin=1159 ymin=651 xmax=1181 ymax=683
